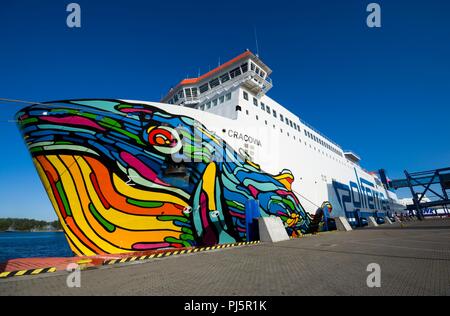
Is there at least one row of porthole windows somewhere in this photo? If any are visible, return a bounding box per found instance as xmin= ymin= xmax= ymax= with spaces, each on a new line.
xmin=246 ymin=110 xmax=304 ymax=141
xmin=200 ymin=92 xmax=232 ymax=110
xmin=242 ymin=108 xmax=351 ymax=164
xmin=303 ymin=129 xmax=342 ymax=157
xmin=243 ymin=105 xmax=343 ymax=159
xmin=243 ymin=91 xmax=301 ymax=133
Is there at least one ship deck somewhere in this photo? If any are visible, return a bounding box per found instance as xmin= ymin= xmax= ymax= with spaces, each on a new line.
xmin=1 ymin=218 xmax=449 ymax=296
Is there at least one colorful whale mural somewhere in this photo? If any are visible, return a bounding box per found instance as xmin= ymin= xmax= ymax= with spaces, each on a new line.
xmin=16 ymin=99 xmax=316 ymax=256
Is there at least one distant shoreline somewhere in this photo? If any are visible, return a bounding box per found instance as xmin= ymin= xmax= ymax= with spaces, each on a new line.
xmin=0 ymin=218 xmax=62 ymax=233
xmin=1 ymin=230 xmax=63 ymax=233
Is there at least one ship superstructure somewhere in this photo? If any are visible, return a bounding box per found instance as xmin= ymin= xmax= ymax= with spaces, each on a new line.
xmin=161 ymin=50 xmax=404 ymax=221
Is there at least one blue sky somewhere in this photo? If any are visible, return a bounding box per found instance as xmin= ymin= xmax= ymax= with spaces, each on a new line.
xmin=0 ymin=0 xmax=449 ymax=220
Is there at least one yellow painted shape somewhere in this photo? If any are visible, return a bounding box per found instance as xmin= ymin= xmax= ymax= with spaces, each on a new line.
xmin=246 ymin=160 xmax=261 ymax=170
xmin=198 ymin=127 xmax=221 ymax=147
xmin=113 ymin=173 xmax=188 ymax=207
xmin=202 ymin=162 xmax=217 ymax=211
xmin=274 ymin=172 xmax=295 ymax=191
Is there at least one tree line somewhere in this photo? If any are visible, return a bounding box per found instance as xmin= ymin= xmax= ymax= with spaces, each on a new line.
xmin=0 ymin=218 xmax=62 ymax=231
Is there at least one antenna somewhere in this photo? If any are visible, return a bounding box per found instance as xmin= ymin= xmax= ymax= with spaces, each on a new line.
xmin=218 ymin=57 xmax=221 ymax=67
xmin=254 ymin=26 xmax=260 ymax=57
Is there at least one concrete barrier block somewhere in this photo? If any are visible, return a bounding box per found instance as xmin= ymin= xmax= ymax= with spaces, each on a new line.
xmin=368 ymin=216 xmax=379 ymax=227
xmin=335 ymin=217 xmax=352 ymax=231
xmin=258 ymin=216 xmax=290 ymax=243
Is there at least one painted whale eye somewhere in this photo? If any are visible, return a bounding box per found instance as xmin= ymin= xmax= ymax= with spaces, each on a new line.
xmin=210 ymin=211 xmax=220 ymax=218
xmin=183 ymin=206 xmax=192 ymax=215
xmin=146 ymin=126 xmax=182 ymax=155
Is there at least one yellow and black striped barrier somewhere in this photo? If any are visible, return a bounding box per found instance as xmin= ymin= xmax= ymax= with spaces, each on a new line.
xmin=103 ymin=241 xmax=261 ymax=266
xmin=290 ymin=230 xmax=338 ymax=239
xmin=0 ymin=267 xmax=57 ymax=279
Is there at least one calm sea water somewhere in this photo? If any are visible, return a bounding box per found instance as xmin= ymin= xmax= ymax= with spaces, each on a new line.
xmin=0 ymin=232 xmax=73 ymax=263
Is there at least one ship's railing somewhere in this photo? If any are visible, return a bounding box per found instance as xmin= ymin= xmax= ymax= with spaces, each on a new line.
xmin=299 ymin=118 xmax=343 ymax=150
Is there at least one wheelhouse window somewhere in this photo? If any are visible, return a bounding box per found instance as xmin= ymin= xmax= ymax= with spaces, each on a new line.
xmin=199 ymin=83 xmax=209 ymax=94
xmin=226 ymin=93 xmax=232 ymax=101
xmin=230 ymin=67 xmax=242 ymax=78
xmin=241 ymin=63 xmax=248 ymax=73
xmin=209 ymin=78 xmax=220 ymax=89
xmin=220 ymin=73 xmax=230 ymax=83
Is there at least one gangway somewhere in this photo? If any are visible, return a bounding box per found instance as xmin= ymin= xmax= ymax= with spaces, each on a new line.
xmin=389 ymin=167 xmax=450 ymax=220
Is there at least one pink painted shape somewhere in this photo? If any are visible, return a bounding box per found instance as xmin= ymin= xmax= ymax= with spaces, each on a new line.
xmin=132 ymin=243 xmax=171 ymax=250
xmin=276 ymin=190 xmax=300 ymax=204
xmin=120 ymin=108 xmax=153 ymax=114
xmin=229 ymin=211 xmax=245 ymax=219
xmin=40 ymin=115 xmax=106 ymax=131
xmin=247 ymin=184 xmax=259 ymax=198
xmin=200 ymin=191 xmax=217 ymax=245
xmin=120 ymin=151 xmax=169 ymax=186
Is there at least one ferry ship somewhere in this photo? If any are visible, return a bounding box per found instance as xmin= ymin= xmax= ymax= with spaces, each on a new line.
xmin=16 ymin=50 xmax=404 ymax=256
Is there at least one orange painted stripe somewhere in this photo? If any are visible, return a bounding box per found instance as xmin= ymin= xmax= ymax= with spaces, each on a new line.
xmin=36 ymin=156 xmax=59 ymax=182
xmin=85 ymin=157 xmax=184 ymax=216
xmin=90 ymin=172 xmax=111 ymax=209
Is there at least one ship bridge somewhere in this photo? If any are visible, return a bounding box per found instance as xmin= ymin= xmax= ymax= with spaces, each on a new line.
xmin=162 ymin=50 xmax=273 ymax=108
